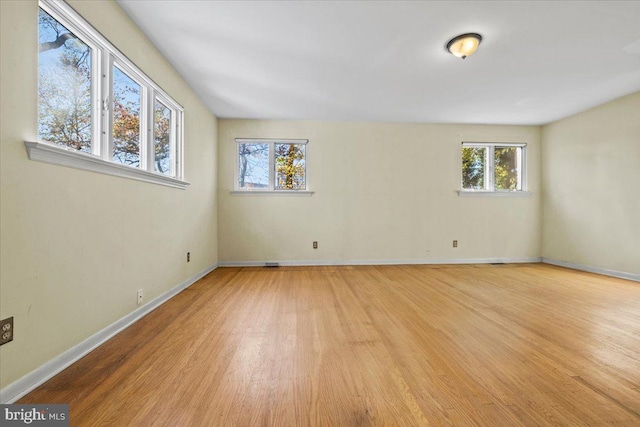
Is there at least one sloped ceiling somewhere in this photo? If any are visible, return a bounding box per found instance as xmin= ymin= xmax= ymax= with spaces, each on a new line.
xmin=118 ymin=0 xmax=640 ymax=125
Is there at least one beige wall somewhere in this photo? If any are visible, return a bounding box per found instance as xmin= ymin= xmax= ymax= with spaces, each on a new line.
xmin=542 ymin=92 xmax=640 ymax=276
xmin=0 ymin=0 xmax=218 ymax=388
xmin=218 ymin=120 xmax=541 ymax=264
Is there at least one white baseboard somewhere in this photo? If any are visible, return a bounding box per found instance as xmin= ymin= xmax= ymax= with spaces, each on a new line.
xmin=0 ymin=263 xmax=218 ymax=404
xmin=218 ymin=257 xmax=542 ymax=267
xmin=542 ymin=258 xmax=639 ymax=282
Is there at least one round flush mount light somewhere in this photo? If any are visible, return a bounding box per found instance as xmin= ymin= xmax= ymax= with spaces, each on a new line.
xmin=446 ymin=33 xmax=482 ymax=59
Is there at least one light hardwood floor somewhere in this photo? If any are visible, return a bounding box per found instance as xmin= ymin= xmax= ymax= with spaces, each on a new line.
xmin=20 ymin=264 xmax=640 ymax=426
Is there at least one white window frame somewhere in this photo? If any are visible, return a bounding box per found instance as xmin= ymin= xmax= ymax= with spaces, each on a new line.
xmin=27 ymin=0 xmax=188 ymax=189
xmin=458 ymin=142 xmax=529 ymax=197
xmin=232 ymin=138 xmax=313 ymax=196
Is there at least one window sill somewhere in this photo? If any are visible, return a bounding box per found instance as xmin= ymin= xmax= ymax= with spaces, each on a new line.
xmin=230 ymin=190 xmax=314 ymax=196
xmin=458 ymin=190 xmax=531 ymax=197
xmin=24 ymin=141 xmax=190 ymax=190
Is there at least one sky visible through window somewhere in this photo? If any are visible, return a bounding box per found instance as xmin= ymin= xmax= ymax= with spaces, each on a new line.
xmin=237 ymin=142 xmax=306 ymax=190
xmin=238 ymin=143 xmax=269 ymax=188
xmin=112 ymin=66 xmax=141 ymax=167
xmin=38 ymin=7 xmax=92 ymax=152
xmin=154 ymin=100 xmax=171 ymax=175
xmin=37 ymin=4 xmax=183 ymax=182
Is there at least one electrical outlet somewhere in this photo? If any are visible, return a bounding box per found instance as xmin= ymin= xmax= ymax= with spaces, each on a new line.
xmin=1 ymin=317 xmax=14 ymax=345
xmin=313 ymin=241 xmax=318 ymax=249
xmin=453 ymin=240 xmax=458 ymax=248
xmin=187 ymin=252 xmax=190 ymax=262
xmin=137 ymin=289 xmax=144 ymax=305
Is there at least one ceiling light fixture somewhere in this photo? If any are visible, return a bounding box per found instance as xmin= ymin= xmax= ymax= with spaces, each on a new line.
xmin=446 ymin=33 xmax=482 ymax=59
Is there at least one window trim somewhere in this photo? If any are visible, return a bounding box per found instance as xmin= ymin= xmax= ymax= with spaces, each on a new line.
xmin=457 ymin=189 xmax=531 ymax=197
xmin=234 ymin=138 xmax=312 ymax=194
xmin=34 ymin=0 xmax=187 ymax=188
xmin=459 ymin=141 xmax=528 ymax=196
xmin=24 ymin=140 xmax=189 ymax=189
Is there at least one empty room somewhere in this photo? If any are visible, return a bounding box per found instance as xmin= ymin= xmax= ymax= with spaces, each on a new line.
xmin=1 ymin=0 xmax=639 ymax=425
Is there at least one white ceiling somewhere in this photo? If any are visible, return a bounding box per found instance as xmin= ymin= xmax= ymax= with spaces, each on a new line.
xmin=117 ymin=1 xmax=640 ymax=125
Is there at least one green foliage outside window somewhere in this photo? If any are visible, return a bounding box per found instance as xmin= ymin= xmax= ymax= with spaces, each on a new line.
xmin=494 ymin=147 xmax=519 ymax=190
xmin=462 ymin=147 xmax=486 ymax=189
xmin=462 ymin=144 xmax=523 ymax=191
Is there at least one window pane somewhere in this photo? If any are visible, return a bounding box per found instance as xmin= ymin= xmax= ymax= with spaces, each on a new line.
xmin=275 ymin=143 xmax=306 ymax=190
xmin=154 ymin=99 xmax=172 ymax=175
xmin=495 ymin=147 xmax=521 ymax=190
xmin=462 ymin=147 xmax=486 ymax=190
xmin=38 ymin=8 xmax=92 ymax=152
xmin=113 ymin=66 xmax=141 ymax=167
xmin=238 ymin=143 xmax=269 ymax=189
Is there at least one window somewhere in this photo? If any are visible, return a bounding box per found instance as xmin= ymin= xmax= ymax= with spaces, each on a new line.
xmin=38 ymin=4 xmax=96 ymax=154
xmin=236 ymin=139 xmax=308 ymax=192
xmin=32 ymin=0 xmax=185 ymax=188
xmin=461 ymin=142 xmax=526 ymax=192
xmin=154 ymin=98 xmax=174 ymax=175
xmin=112 ymin=65 xmax=142 ymax=167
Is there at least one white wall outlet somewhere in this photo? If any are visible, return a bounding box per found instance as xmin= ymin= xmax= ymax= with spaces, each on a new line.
xmin=137 ymin=289 xmax=144 ymax=305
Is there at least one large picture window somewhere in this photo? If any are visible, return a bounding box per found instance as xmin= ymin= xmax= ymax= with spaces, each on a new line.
xmin=461 ymin=142 xmax=526 ymax=192
xmin=236 ymin=139 xmax=308 ymax=192
xmin=33 ymin=0 xmax=185 ymax=187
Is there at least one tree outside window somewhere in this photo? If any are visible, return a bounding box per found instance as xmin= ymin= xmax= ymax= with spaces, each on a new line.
xmin=462 ymin=143 xmax=524 ymax=191
xmin=237 ymin=140 xmax=308 ymax=191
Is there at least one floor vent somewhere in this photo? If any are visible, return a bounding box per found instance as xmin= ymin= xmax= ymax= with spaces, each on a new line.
xmin=265 ymin=262 xmax=280 ymax=268
xmin=491 ymin=262 xmax=506 ymax=265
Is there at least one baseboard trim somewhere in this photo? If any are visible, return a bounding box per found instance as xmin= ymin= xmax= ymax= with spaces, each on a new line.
xmin=542 ymin=258 xmax=639 ymax=282
xmin=0 ymin=263 xmax=218 ymax=404
xmin=218 ymin=257 xmax=542 ymax=267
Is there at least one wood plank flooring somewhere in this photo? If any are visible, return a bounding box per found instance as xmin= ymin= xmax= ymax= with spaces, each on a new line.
xmin=20 ymin=264 xmax=640 ymax=426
